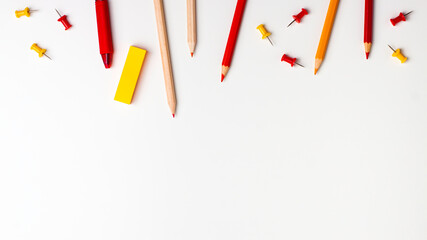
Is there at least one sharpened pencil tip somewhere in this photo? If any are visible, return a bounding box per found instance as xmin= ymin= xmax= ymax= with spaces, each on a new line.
xmin=366 ymin=52 xmax=370 ymax=59
xmin=172 ymin=114 xmax=175 ymax=118
xmin=314 ymin=69 xmax=318 ymax=75
xmin=191 ymin=52 xmax=194 ymax=57
xmin=221 ymin=74 xmax=224 ymax=82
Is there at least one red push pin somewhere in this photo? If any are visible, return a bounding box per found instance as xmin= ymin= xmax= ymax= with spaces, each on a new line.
xmin=55 ymin=9 xmax=72 ymax=30
xmin=287 ymin=8 xmax=308 ymax=27
xmin=390 ymin=11 xmax=413 ymax=26
xmin=281 ymin=54 xmax=304 ymax=68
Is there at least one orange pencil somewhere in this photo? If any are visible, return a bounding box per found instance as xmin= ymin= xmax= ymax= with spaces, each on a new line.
xmin=314 ymin=0 xmax=340 ymax=75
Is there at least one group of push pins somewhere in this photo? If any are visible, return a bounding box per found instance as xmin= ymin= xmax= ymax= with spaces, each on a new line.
xmin=256 ymin=8 xmax=308 ymax=69
xmin=255 ymin=8 xmax=412 ymax=68
xmin=388 ymin=11 xmax=413 ymax=63
xmin=390 ymin=11 xmax=413 ymax=26
xmin=15 ymin=7 xmax=73 ymax=60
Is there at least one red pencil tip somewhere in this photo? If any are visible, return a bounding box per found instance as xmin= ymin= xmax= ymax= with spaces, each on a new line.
xmin=221 ymin=74 xmax=224 ymax=82
xmin=101 ymin=53 xmax=112 ymax=69
xmin=365 ymin=52 xmax=370 ymax=59
xmin=191 ymin=52 xmax=194 ymax=57
xmin=172 ymin=114 xmax=175 ymax=118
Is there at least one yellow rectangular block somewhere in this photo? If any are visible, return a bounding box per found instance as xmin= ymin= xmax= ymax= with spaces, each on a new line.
xmin=114 ymin=46 xmax=147 ymax=104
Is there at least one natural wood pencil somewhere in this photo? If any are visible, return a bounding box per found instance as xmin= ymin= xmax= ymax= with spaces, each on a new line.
xmin=314 ymin=0 xmax=340 ymax=75
xmin=154 ymin=0 xmax=177 ymax=117
xmin=187 ymin=0 xmax=196 ymax=57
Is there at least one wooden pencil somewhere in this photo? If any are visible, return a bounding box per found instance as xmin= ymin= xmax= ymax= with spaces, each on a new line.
xmin=154 ymin=0 xmax=177 ymax=117
xmin=364 ymin=0 xmax=373 ymax=59
xmin=314 ymin=0 xmax=340 ymax=75
xmin=187 ymin=0 xmax=196 ymax=57
xmin=221 ymin=0 xmax=247 ymax=82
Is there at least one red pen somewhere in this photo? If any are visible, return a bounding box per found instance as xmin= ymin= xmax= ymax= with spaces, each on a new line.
xmin=95 ymin=0 xmax=113 ymax=68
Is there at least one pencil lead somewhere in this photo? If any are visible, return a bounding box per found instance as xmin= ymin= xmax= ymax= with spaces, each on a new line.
xmin=172 ymin=114 xmax=175 ymax=118
xmin=221 ymin=74 xmax=224 ymax=82
xmin=191 ymin=52 xmax=194 ymax=57
xmin=314 ymin=69 xmax=318 ymax=75
xmin=366 ymin=52 xmax=370 ymax=59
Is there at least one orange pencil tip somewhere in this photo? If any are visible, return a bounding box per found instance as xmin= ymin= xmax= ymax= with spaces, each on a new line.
xmin=221 ymin=74 xmax=224 ymax=82
xmin=314 ymin=69 xmax=318 ymax=75
xmin=365 ymin=52 xmax=370 ymax=59
xmin=191 ymin=52 xmax=194 ymax=57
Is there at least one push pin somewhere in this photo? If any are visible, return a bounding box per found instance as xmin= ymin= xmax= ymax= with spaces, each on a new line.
xmin=55 ymin=9 xmax=72 ymax=30
xmin=31 ymin=43 xmax=52 ymax=60
xmin=256 ymin=24 xmax=273 ymax=46
xmin=287 ymin=8 xmax=308 ymax=27
xmin=390 ymin=11 xmax=413 ymax=26
xmin=388 ymin=45 xmax=407 ymax=63
xmin=281 ymin=54 xmax=304 ymax=68
xmin=15 ymin=7 xmax=37 ymax=18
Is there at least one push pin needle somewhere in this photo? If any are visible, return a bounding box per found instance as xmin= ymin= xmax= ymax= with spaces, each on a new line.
xmin=295 ymin=62 xmax=304 ymax=68
xmin=55 ymin=8 xmax=61 ymax=17
xmin=266 ymin=36 xmax=273 ymax=46
xmin=287 ymin=19 xmax=297 ymax=28
xmin=388 ymin=45 xmax=396 ymax=52
xmin=43 ymin=54 xmax=52 ymax=60
xmin=404 ymin=11 xmax=413 ymax=17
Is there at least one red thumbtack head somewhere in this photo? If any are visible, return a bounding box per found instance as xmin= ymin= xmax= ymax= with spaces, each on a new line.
xmin=287 ymin=8 xmax=308 ymax=27
xmin=281 ymin=54 xmax=304 ymax=68
xmin=390 ymin=11 xmax=412 ymax=26
xmin=55 ymin=9 xmax=72 ymax=30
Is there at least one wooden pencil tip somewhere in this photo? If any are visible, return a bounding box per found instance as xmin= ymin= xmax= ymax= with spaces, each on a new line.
xmin=221 ymin=74 xmax=224 ymax=82
xmin=191 ymin=52 xmax=194 ymax=57
xmin=365 ymin=52 xmax=370 ymax=59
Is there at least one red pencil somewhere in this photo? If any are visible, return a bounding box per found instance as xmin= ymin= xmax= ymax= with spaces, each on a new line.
xmin=221 ymin=0 xmax=247 ymax=82
xmin=364 ymin=0 xmax=373 ymax=59
xmin=95 ymin=0 xmax=114 ymax=68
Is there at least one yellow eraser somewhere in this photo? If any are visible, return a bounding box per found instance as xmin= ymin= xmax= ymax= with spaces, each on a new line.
xmin=114 ymin=46 xmax=147 ymax=104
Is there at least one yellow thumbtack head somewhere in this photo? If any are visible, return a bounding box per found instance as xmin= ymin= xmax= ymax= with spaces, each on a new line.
xmin=256 ymin=24 xmax=273 ymax=46
xmin=15 ymin=7 xmax=37 ymax=18
xmin=388 ymin=45 xmax=407 ymax=63
xmin=31 ymin=43 xmax=51 ymax=60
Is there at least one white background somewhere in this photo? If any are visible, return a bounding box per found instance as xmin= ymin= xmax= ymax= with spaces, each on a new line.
xmin=1 ymin=0 xmax=426 ymax=239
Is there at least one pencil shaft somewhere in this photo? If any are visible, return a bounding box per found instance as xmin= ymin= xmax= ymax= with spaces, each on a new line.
xmin=315 ymin=0 xmax=340 ymax=73
xmin=364 ymin=0 xmax=373 ymax=43
xmin=154 ymin=0 xmax=176 ymax=115
xmin=221 ymin=0 xmax=247 ymax=79
xmin=187 ymin=0 xmax=196 ymax=56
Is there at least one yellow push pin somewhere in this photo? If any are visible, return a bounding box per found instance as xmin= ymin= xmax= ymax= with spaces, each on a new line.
xmin=388 ymin=45 xmax=407 ymax=63
xmin=31 ymin=43 xmax=52 ymax=60
xmin=15 ymin=7 xmax=37 ymax=18
xmin=256 ymin=24 xmax=273 ymax=46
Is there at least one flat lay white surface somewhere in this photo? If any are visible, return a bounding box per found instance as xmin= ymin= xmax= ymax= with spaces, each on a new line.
xmin=1 ymin=0 xmax=426 ymax=239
